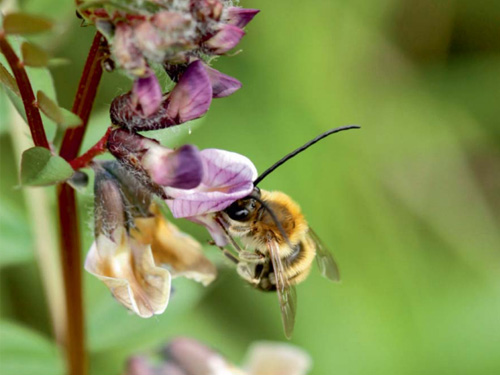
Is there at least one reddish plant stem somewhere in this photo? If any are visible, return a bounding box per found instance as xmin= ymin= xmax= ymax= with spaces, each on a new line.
xmin=60 ymin=32 xmax=104 ymax=160
xmin=56 ymin=32 xmax=104 ymax=375
xmin=56 ymin=184 xmax=86 ymax=375
xmin=0 ymin=33 xmax=49 ymax=149
xmin=70 ymin=127 xmax=111 ymax=170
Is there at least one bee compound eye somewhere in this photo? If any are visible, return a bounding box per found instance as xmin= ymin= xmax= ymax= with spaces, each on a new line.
xmin=225 ymin=199 xmax=254 ymax=221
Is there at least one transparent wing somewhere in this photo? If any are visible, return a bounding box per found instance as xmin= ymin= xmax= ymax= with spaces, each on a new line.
xmin=266 ymin=237 xmax=297 ymax=339
xmin=309 ymin=228 xmax=340 ymax=282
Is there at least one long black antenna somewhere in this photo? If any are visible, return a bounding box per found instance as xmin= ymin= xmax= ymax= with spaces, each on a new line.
xmin=253 ymin=125 xmax=360 ymax=186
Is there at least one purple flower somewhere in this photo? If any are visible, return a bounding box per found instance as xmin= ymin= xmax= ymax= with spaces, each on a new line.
xmin=83 ymin=1 xmax=258 ymax=119
xmin=165 ymin=60 xmax=242 ymax=99
xmin=85 ymin=1 xmax=259 ymax=74
xmin=204 ymin=24 xmax=245 ymax=54
xmin=107 ymin=128 xmax=204 ymax=190
xmin=131 ymin=70 xmax=163 ymax=117
xmin=110 ymin=60 xmax=212 ymax=131
xmin=165 ymin=148 xmax=257 ymax=246
xmin=165 ymin=149 xmax=257 ymax=218
xmin=225 ymin=7 xmax=260 ymax=29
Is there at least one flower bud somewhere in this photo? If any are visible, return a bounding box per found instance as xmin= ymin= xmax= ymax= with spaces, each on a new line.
xmin=204 ymin=24 xmax=245 ymax=54
xmin=225 ymin=7 xmax=260 ymax=29
xmin=93 ymin=165 xmax=126 ymax=240
xmin=132 ymin=70 xmax=163 ymax=117
xmin=107 ymin=129 xmax=204 ymax=190
xmin=111 ymin=22 xmax=147 ymax=75
xmin=110 ymin=60 xmax=212 ymax=131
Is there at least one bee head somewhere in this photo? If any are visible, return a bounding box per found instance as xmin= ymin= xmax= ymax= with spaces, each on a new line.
xmin=224 ymin=187 xmax=261 ymax=222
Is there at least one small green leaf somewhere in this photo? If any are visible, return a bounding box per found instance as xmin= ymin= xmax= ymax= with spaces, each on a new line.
xmin=21 ymin=147 xmax=74 ymax=186
xmin=21 ymin=42 xmax=49 ymax=68
xmin=3 ymin=13 xmax=53 ymax=35
xmin=0 ymin=63 xmax=20 ymax=97
xmin=0 ymin=320 xmax=64 ymax=375
xmin=37 ymin=91 xmax=82 ymax=129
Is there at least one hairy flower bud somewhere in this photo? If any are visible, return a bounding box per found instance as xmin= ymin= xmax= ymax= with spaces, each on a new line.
xmin=107 ymin=128 xmax=204 ymax=190
xmin=110 ymin=60 xmax=212 ymax=131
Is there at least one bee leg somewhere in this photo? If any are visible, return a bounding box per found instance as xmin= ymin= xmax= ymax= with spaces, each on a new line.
xmin=213 ymin=245 xmax=239 ymax=264
xmin=239 ymin=250 xmax=266 ymax=263
xmin=237 ymin=263 xmax=259 ymax=284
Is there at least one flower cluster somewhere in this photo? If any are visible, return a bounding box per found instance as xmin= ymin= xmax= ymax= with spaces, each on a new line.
xmin=83 ymin=0 xmax=260 ymax=318
xmin=79 ymin=0 xmax=258 ymax=131
xmin=126 ymin=338 xmax=312 ymax=375
xmin=87 ymin=127 xmax=257 ymax=316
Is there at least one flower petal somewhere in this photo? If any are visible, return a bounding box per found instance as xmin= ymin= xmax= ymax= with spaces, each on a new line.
xmin=132 ymin=71 xmax=163 ymax=117
xmin=204 ymin=24 xmax=245 ymax=54
xmin=225 ymin=7 xmax=260 ymax=29
xmin=243 ymin=342 xmax=312 ymax=375
xmin=165 ymin=149 xmax=257 ymax=218
xmin=143 ymin=144 xmax=203 ymax=189
xmin=85 ymin=234 xmax=171 ymax=318
xmin=166 ymin=60 xmax=213 ymax=124
xmin=204 ymin=64 xmax=242 ymax=98
xmin=165 ymin=338 xmax=238 ymax=375
xmin=132 ymin=206 xmax=217 ymax=286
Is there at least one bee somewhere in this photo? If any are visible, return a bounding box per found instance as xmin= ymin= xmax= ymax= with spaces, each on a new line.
xmin=212 ymin=125 xmax=360 ymax=338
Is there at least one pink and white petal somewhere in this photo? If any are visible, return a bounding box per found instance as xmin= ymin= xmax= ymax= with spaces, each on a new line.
xmin=204 ymin=24 xmax=245 ymax=54
xmin=166 ymin=183 xmax=253 ymax=218
xmin=204 ymin=64 xmax=242 ymax=98
xmin=165 ymin=149 xmax=257 ymax=217
xmin=225 ymin=7 xmax=260 ymax=29
xmin=243 ymin=342 xmax=312 ymax=375
xmin=166 ymin=60 xmax=213 ymax=123
xmin=200 ymin=149 xmax=257 ymax=189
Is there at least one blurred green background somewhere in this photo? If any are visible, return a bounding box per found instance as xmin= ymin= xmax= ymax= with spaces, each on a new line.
xmin=1 ymin=0 xmax=500 ymax=374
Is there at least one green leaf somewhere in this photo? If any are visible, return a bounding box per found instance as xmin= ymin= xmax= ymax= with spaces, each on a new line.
xmin=21 ymin=42 xmax=49 ymax=68
xmin=0 ymin=320 xmax=64 ymax=375
xmin=37 ymin=91 xmax=82 ymax=129
xmin=20 ymin=147 xmax=74 ymax=186
xmin=0 ymin=62 xmax=20 ymax=96
xmin=3 ymin=13 xmax=53 ymax=35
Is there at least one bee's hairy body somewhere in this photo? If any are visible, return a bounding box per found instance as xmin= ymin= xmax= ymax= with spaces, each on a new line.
xmin=221 ymin=190 xmax=316 ymax=291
